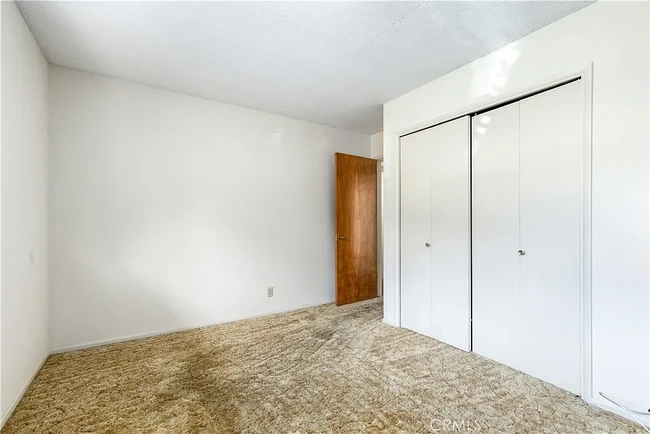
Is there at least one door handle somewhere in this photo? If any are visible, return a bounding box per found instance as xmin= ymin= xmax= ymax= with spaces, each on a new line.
xmin=336 ymin=235 xmax=345 ymax=240
xmin=518 ymin=249 xmax=526 ymax=256
xmin=425 ymin=242 xmax=430 ymax=247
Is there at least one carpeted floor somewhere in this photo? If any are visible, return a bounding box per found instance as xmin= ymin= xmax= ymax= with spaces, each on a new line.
xmin=2 ymin=298 xmax=644 ymax=433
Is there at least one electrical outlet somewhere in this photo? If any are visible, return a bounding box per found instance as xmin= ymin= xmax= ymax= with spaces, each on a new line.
xmin=267 ymin=287 xmax=274 ymax=297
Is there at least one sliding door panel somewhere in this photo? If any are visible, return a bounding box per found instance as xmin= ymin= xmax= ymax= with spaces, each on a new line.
xmin=429 ymin=117 xmax=472 ymax=351
xmin=519 ymin=81 xmax=583 ymax=394
xmin=400 ymin=132 xmax=431 ymax=336
xmin=472 ymin=103 xmax=521 ymax=367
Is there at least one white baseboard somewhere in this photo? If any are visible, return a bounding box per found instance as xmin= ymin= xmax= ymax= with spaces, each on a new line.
xmin=591 ymin=395 xmax=650 ymax=429
xmin=1 ymin=354 xmax=49 ymax=429
xmin=50 ymin=300 xmax=333 ymax=354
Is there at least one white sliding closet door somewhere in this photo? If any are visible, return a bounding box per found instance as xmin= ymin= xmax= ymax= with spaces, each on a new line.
xmin=429 ymin=118 xmax=471 ymax=351
xmin=472 ymin=80 xmax=583 ymax=395
xmin=401 ymin=132 xmax=431 ymax=337
xmin=401 ymin=117 xmax=471 ymax=351
xmin=472 ymin=103 xmax=520 ymax=368
xmin=519 ymin=81 xmax=583 ymax=394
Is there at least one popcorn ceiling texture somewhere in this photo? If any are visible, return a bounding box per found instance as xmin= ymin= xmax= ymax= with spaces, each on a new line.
xmin=17 ymin=1 xmax=592 ymax=134
xmin=2 ymin=299 xmax=643 ymax=433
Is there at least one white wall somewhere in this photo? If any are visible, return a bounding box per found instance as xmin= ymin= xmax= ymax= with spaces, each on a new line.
xmin=1 ymin=1 xmax=49 ymax=425
xmin=49 ymin=66 xmax=370 ymax=351
xmin=383 ymin=1 xmax=649 ymax=422
xmin=370 ymin=132 xmax=383 ymax=159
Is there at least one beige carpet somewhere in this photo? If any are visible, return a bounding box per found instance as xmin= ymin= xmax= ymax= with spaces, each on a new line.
xmin=2 ymin=299 xmax=644 ymax=433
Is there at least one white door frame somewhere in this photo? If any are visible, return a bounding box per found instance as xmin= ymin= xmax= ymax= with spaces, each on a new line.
xmin=394 ymin=64 xmax=593 ymax=401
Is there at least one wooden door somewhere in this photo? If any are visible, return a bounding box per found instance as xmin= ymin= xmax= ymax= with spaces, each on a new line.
xmin=335 ymin=153 xmax=377 ymax=306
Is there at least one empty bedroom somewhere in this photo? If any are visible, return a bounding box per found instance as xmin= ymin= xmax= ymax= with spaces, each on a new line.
xmin=1 ymin=0 xmax=649 ymax=432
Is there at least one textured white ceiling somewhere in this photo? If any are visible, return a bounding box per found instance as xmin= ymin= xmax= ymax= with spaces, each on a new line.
xmin=17 ymin=1 xmax=592 ymax=134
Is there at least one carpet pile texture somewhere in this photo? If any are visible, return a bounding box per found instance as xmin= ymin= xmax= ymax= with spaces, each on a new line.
xmin=2 ymin=299 xmax=644 ymax=433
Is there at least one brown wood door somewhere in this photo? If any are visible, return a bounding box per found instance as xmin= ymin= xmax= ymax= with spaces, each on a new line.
xmin=335 ymin=153 xmax=377 ymax=306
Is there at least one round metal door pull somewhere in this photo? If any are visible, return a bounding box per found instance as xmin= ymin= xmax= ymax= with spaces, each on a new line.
xmin=518 ymin=249 xmax=526 ymax=256
xmin=425 ymin=243 xmax=431 ymax=247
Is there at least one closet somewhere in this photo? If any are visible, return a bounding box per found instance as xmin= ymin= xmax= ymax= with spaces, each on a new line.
xmin=400 ymin=79 xmax=584 ymax=394
xmin=400 ymin=116 xmax=471 ymax=351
